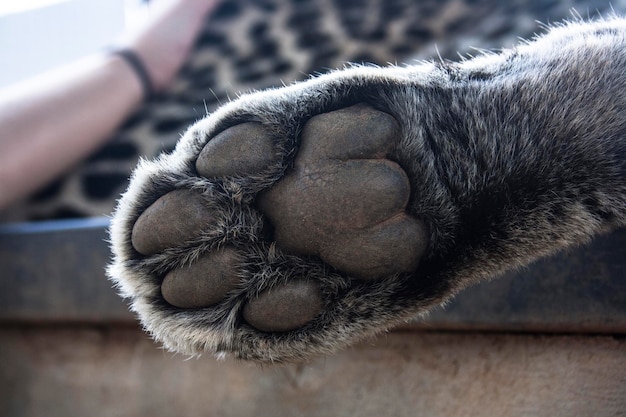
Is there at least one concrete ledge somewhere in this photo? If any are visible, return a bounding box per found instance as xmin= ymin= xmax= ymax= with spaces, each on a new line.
xmin=0 ymin=327 xmax=624 ymax=417
xmin=0 ymin=218 xmax=132 ymax=323
xmin=1 ymin=218 xmax=625 ymax=333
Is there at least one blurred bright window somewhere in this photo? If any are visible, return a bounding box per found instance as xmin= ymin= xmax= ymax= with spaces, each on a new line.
xmin=0 ymin=0 xmax=149 ymax=88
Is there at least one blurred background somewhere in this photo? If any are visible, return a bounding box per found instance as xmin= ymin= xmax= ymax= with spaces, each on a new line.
xmin=0 ymin=0 xmax=151 ymax=89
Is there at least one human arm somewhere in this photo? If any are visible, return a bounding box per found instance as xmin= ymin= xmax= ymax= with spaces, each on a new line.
xmin=0 ymin=0 xmax=219 ymax=209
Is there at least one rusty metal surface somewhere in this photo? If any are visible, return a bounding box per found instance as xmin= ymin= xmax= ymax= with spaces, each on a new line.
xmin=0 ymin=218 xmax=625 ymax=332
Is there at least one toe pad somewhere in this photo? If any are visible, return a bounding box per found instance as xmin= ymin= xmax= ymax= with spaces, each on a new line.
xmin=196 ymin=123 xmax=276 ymax=178
xmin=161 ymin=248 xmax=242 ymax=308
xmin=243 ymin=280 xmax=323 ymax=332
xmin=131 ymin=189 xmax=214 ymax=255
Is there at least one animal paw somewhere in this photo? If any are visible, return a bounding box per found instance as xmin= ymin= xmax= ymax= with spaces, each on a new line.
xmin=109 ymin=92 xmax=437 ymax=362
xmin=110 ymin=19 xmax=626 ymax=362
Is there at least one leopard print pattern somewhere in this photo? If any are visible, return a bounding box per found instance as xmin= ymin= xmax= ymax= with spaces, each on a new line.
xmin=0 ymin=0 xmax=623 ymax=222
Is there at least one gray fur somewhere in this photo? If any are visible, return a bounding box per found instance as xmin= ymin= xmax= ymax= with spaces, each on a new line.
xmin=108 ymin=17 xmax=626 ymax=362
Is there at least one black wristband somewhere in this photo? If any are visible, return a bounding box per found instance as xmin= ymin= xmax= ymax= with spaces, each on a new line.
xmin=110 ymin=48 xmax=154 ymax=101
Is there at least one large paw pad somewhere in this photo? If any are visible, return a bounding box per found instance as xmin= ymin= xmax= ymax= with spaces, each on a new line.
xmin=258 ymin=105 xmax=428 ymax=280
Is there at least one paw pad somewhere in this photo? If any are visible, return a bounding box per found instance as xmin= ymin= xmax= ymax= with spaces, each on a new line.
xmin=258 ymin=105 xmax=428 ymax=280
xmin=242 ymin=280 xmax=323 ymax=332
xmin=161 ymin=247 xmax=241 ymax=308
xmin=196 ymin=122 xmax=276 ymax=177
xmin=131 ymin=189 xmax=215 ymax=255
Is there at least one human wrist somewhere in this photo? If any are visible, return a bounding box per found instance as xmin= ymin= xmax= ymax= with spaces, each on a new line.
xmin=118 ymin=0 xmax=219 ymax=92
xmin=108 ymin=48 xmax=155 ymax=101
xmin=175 ymin=0 xmax=218 ymax=17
